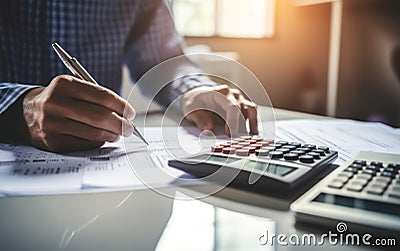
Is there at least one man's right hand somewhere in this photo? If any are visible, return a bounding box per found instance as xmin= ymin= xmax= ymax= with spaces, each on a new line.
xmin=22 ymin=75 xmax=136 ymax=152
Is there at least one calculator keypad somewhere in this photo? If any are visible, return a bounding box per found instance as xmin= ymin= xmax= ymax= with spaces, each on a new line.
xmin=210 ymin=136 xmax=334 ymax=167
xmin=328 ymin=160 xmax=400 ymax=198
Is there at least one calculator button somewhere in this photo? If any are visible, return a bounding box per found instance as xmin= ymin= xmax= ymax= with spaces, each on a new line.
xmin=366 ymin=186 xmax=385 ymax=195
xmin=268 ymin=143 xmax=282 ymax=148
xmin=370 ymin=161 xmax=383 ymax=167
xmin=318 ymin=146 xmax=330 ymax=152
xmin=308 ymin=152 xmax=321 ymax=159
xmin=328 ymin=180 xmax=344 ymax=189
xmin=381 ymin=171 xmax=395 ymax=178
xmin=351 ymin=178 xmax=368 ymax=186
xmin=334 ymin=176 xmax=350 ymax=183
xmin=349 ymin=164 xmax=363 ymax=169
xmin=289 ymin=142 xmax=302 ymax=147
xmin=251 ymin=143 xmax=263 ymax=149
xmin=291 ymin=150 xmax=306 ymax=155
xmin=391 ymin=184 xmax=400 ymax=191
xmin=276 ymin=141 xmax=288 ymax=145
xmin=222 ymin=147 xmax=236 ymax=154
xmin=299 ymin=147 xmax=312 ymax=152
xmin=236 ymin=149 xmax=249 ymax=156
xmin=353 ymin=160 xmax=367 ymax=166
xmin=276 ymin=148 xmax=290 ymax=154
xmin=246 ymin=139 xmax=258 ymax=144
xmin=260 ymin=141 xmax=270 ymax=147
xmin=263 ymin=146 xmax=276 ymax=151
xmin=338 ymin=172 xmax=353 ymax=178
xmin=299 ymin=155 xmax=314 ymax=163
xmin=361 ymin=169 xmax=377 ymax=176
xmin=388 ymin=190 xmax=400 ymax=199
xmin=230 ymin=145 xmax=243 ymax=150
xmin=388 ymin=163 xmax=400 ymax=169
xmin=239 ymin=142 xmax=250 ymax=147
xmin=384 ymin=167 xmax=395 ymax=173
xmin=255 ymin=149 xmax=270 ymax=156
xmin=312 ymin=150 xmax=325 ymax=156
xmin=346 ymin=183 xmax=364 ymax=192
xmin=284 ymin=153 xmax=299 ymax=161
xmin=354 ymin=173 xmax=372 ymax=181
xmin=220 ymin=143 xmax=231 ymax=147
xmin=282 ymin=145 xmax=297 ymax=151
xmin=303 ymin=144 xmax=316 ymax=149
xmin=234 ymin=138 xmax=245 ymax=142
xmin=372 ymin=176 xmax=391 ymax=184
xmin=365 ymin=165 xmax=380 ymax=171
xmin=344 ymin=167 xmax=359 ymax=174
xmin=269 ymin=151 xmax=284 ymax=159
xmin=240 ymin=136 xmax=252 ymax=140
xmin=251 ymin=136 xmax=263 ymax=142
xmin=243 ymin=146 xmax=256 ymax=153
xmin=211 ymin=145 xmax=224 ymax=152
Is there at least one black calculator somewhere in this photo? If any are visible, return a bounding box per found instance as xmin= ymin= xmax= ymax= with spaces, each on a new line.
xmin=168 ymin=135 xmax=338 ymax=195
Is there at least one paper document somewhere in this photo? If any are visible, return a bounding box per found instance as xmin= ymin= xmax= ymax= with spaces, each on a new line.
xmin=0 ymin=126 xmax=217 ymax=196
xmin=274 ymin=119 xmax=400 ymax=164
xmin=0 ymin=120 xmax=398 ymax=196
xmin=83 ymin=126 xmax=220 ymax=188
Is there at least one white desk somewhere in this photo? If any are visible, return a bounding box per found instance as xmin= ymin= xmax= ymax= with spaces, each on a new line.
xmin=0 ymin=109 xmax=363 ymax=251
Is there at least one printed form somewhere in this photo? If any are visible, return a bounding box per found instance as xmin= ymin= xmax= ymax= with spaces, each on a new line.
xmin=0 ymin=120 xmax=398 ymax=196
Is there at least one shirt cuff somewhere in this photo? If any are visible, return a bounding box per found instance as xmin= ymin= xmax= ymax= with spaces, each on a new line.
xmin=0 ymin=84 xmax=41 ymax=114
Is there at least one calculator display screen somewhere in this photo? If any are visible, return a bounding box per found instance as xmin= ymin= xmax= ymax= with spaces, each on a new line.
xmin=189 ymin=154 xmax=240 ymax=164
xmin=243 ymin=160 xmax=295 ymax=177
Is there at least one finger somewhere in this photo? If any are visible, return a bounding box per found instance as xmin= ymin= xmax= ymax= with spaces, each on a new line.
xmin=245 ymin=104 xmax=258 ymax=134
xmin=54 ymin=75 xmax=136 ymax=119
xmin=224 ymin=104 xmax=242 ymax=137
xmin=56 ymin=118 xmax=120 ymax=142
xmin=212 ymin=92 xmax=242 ymax=136
xmin=58 ymin=98 xmax=134 ymax=137
xmin=186 ymin=110 xmax=214 ymax=131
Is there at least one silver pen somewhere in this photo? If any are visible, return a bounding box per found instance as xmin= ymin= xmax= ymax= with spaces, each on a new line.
xmin=52 ymin=42 xmax=149 ymax=145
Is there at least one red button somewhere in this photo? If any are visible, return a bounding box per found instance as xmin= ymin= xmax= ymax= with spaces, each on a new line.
xmin=247 ymin=139 xmax=257 ymax=144
xmin=239 ymin=142 xmax=250 ymax=147
xmin=211 ymin=145 xmax=224 ymax=152
xmin=222 ymin=147 xmax=236 ymax=154
xmin=236 ymin=149 xmax=249 ymax=156
xmin=252 ymin=136 xmax=263 ymax=142
xmin=260 ymin=141 xmax=270 ymax=146
xmin=251 ymin=143 xmax=263 ymax=149
xmin=240 ymin=136 xmax=252 ymax=140
xmin=220 ymin=143 xmax=231 ymax=147
xmin=234 ymin=138 xmax=245 ymax=142
xmin=230 ymin=145 xmax=243 ymax=150
xmin=243 ymin=146 xmax=256 ymax=153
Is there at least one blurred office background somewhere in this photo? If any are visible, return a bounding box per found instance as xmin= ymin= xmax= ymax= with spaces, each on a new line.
xmin=123 ymin=0 xmax=400 ymax=127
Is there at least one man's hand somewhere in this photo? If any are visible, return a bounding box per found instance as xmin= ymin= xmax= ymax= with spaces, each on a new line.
xmin=22 ymin=75 xmax=136 ymax=152
xmin=182 ymin=85 xmax=258 ymax=137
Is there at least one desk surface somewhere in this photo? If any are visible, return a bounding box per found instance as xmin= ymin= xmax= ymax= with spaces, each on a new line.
xmin=0 ymin=108 xmax=363 ymax=251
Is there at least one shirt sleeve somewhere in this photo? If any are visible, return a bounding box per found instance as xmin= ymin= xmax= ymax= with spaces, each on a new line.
xmin=124 ymin=0 xmax=216 ymax=109
xmin=0 ymin=83 xmax=40 ymax=114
